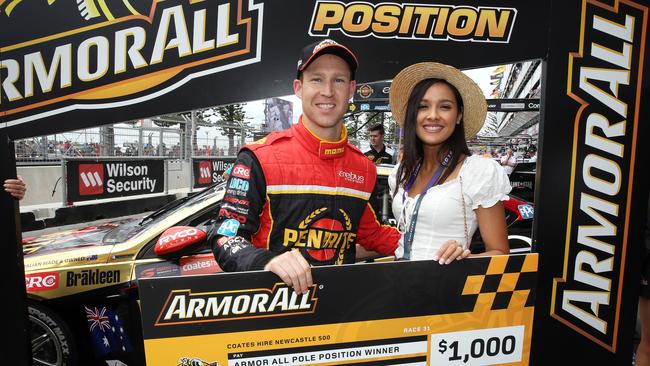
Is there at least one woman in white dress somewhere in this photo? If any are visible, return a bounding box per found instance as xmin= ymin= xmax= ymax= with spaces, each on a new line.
xmin=388 ymin=62 xmax=511 ymax=264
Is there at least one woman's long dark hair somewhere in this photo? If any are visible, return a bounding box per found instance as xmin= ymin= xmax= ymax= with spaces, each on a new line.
xmin=394 ymin=78 xmax=471 ymax=196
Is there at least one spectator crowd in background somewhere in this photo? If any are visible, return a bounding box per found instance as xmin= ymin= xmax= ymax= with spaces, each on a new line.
xmin=470 ymin=138 xmax=538 ymax=168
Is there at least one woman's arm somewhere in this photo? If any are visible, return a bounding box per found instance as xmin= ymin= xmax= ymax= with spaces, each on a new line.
xmin=473 ymin=201 xmax=510 ymax=256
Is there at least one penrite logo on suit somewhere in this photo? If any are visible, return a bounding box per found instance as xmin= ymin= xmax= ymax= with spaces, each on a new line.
xmin=551 ymin=0 xmax=648 ymax=352
xmin=0 ymin=0 xmax=264 ymax=128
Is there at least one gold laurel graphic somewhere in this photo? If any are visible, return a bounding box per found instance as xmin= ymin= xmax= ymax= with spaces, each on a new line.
xmin=298 ymin=207 xmax=327 ymax=229
xmin=336 ymin=209 xmax=353 ymax=264
xmin=339 ymin=209 xmax=352 ymax=230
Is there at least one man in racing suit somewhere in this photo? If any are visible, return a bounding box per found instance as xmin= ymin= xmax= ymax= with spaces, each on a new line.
xmin=210 ymin=39 xmax=400 ymax=294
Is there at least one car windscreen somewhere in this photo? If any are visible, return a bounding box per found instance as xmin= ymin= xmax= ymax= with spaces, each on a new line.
xmin=102 ymin=183 xmax=226 ymax=244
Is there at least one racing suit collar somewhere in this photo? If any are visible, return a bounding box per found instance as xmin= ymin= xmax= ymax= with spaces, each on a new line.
xmin=295 ymin=116 xmax=348 ymax=159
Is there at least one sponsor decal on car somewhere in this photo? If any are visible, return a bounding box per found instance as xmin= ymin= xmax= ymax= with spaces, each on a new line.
xmin=25 ymin=272 xmax=59 ymax=292
xmin=138 ymin=264 xmax=181 ymax=279
xmin=24 ymin=255 xmax=100 ymax=268
xmin=180 ymin=254 xmax=221 ymax=276
xmin=518 ymin=204 xmax=534 ymax=220
xmin=156 ymin=227 xmax=203 ymax=254
xmin=66 ymin=269 xmax=121 ymax=287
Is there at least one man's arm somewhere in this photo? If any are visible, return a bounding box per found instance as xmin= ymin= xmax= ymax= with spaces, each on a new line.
xmin=209 ymin=151 xmax=274 ymax=272
xmin=4 ymin=175 xmax=26 ymax=200
xmin=263 ymin=250 xmax=312 ymax=295
xmin=209 ymin=149 xmax=313 ymax=294
xmin=356 ymin=203 xmax=400 ymax=256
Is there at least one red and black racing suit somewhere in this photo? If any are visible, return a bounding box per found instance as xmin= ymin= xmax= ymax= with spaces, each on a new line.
xmin=210 ymin=117 xmax=399 ymax=272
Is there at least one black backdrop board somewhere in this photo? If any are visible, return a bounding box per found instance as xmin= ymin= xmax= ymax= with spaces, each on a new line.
xmin=65 ymin=159 xmax=165 ymax=203
xmin=0 ymin=1 xmax=549 ymax=139
xmin=191 ymin=157 xmax=236 ymax=188
xmin=0 ymin=136 xmax=30 ymax=364
xmin=139 ymin=255 xmax=538 ymax=365
xmin=532 ymin=1 xmax=649 ymax=365
xmin=1 ymin=0 xmax=649 ymax=364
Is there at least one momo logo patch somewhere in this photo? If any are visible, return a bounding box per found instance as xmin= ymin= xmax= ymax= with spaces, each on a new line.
xmin=79 ymin=164 xmax=104 ymax=195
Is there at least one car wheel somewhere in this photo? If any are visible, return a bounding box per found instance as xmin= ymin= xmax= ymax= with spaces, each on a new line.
xmin=28 ymin=301 xmax=77 ymax=366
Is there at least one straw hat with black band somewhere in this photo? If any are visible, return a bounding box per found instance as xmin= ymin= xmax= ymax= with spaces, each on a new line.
xmin=389 ymin=62 xmax=487 ymax=140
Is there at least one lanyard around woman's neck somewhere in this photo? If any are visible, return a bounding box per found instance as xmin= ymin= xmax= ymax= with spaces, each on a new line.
xmin=401 ymin=150 xmax=454 ymax=260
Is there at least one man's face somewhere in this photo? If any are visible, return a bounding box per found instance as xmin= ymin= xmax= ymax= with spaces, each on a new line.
xmin=369 ymin=131 xmax=384 ymax=149
xmin=294 ymin=54 xmax=355 ymax=140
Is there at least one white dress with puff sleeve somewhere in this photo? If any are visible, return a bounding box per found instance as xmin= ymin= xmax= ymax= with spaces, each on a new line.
xmin=389 ymin=155 xmax=511 ymax=260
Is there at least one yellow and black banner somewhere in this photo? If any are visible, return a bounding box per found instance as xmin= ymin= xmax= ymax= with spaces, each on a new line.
xmin=0 ymin=1 xmax=549 ymax=139
xmin=533 ymin=0 xmax=649 ymax=364
xmin=138 ymin=254 xmax=537 ymax=365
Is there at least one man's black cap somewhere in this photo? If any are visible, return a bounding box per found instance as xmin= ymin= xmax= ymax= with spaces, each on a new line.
xmin=296 ymin=39 xmax=358 ymax=79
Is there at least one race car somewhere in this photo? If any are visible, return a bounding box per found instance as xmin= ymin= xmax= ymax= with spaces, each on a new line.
xmin=23 ymin=164 xmax=534 ymax=365
xmin=24 ymin=184 xmax=227 ymax=365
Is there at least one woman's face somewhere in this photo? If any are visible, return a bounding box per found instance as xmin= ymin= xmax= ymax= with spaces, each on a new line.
xmin=415 ymin=82 xmax=462 ymax=147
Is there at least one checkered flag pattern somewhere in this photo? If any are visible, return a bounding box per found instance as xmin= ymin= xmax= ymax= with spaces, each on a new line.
xmin=462 ymin=254 xmax=538 ymax=311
